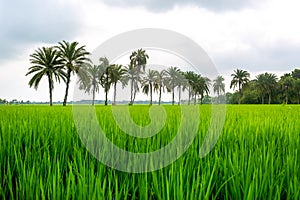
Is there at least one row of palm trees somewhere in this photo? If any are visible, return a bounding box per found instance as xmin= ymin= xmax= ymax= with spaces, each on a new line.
xmin=26 ymin=42 xmax=225 ymax=106
xmin=25 ymin=40 xmax=300 ymax=105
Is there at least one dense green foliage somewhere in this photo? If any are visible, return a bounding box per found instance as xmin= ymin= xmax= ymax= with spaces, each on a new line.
xmin=0 ymin=105 xmax=299 ymax=199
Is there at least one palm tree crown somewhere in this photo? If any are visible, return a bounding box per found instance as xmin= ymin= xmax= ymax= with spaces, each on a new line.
xmin=230 ymin=69 xmax=250 ymax=104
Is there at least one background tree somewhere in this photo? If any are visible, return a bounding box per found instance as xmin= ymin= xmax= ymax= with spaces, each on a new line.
xmin=197 ymin=76 xmax=211 ymax=105
xmin=57 ymin=41 xmax=90 ymax=106
xmin=110 ymin=64 xmax=127 ymax=105
xmin=230 ymin=69 xmax=250 ymax=104
xmin=279 ymin=73 xmax=293 ymax=104
xmin=77 ymin=62 xmax=103 ymax=106
xmin=184 ymin=71 xmax=198 ymax=105
xmin=154 ymin=70 xmax=169 ymax=105
xmin=26 ymin=47 xmax=66 ymax=106
xmin=99 ymin=57 xmax=112 ymax=106
xmin=141 ymin=69 xmax=158 ymax=105
xmin=166 ymin=67 xmax=181 ymax=105
xmin=213 ymin=75 xmax=225 ymax=104
xmin=129 ymin=49 xmax=149 ymax=105
xmin=292 ymin=69 xmax=300 ymax=104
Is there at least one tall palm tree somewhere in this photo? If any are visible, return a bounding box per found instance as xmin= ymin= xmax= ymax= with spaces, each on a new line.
xmin=177 ymin=72 xmax=188 ymax=105
xmin=184 ymin=71 xmax=198 ymax=105
xmin=197 ymin=76 xmax=211 ymax=105
xmin=77 ymin=62 xmax=103 ymax=106
xmin=99 ymin=57 xmax=112 ymax=106
xmin=213 ymin=76 xmax=225 ymax=104
xmin=56 ymin=40 xmax=90 ymax=106
xmin=154 ymin=70 xmax=168 ymax=105
xmin=129 ymin=49 xmax=149 ymax=105
xmin=142 ymin=69 xmax=158 ymax=105
xmin=26 ymin=47 xmax=66 ymax=106
xmin=166 ymin=67 xmax=181 ymax=105
xmin=125 ymin=65 xmax=141 ymax=105
xmin=230 ymin=69 xmax=250 ymax=104
xmin=110 ymin=64 xmax=127 ymax=105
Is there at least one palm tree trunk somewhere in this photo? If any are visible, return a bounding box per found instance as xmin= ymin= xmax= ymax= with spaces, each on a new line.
xmin=172 ymin=88 xmax=175 ymax=105
xmin=63 ymin=69 xmax=72 ymax=106
xmin=188 ymin=87 xmax=191 ymax=105
xmin=285 ymin=87 xmax=288 ymax=104
xmin=238 ymin=82 xmax=241 ymax=104
xmin=48 ymin=75 xmax=53 ymax=107
xmin=159 ymin=86 xmax=162 ymax=105
xmin=150 ymin=84 xmax=153 ymax=105
xmin=113 ymin=83 xmax=117 ymax=105
xmin=178 ymin=86 xmax=181 ymax=105
xmin=262 ymin=95 xmax=264 ymax=104
xmin=92 ymin=84 xmax=96 ymax=106
xmin=268 ymin=92 xmax=271 ymax=104
xmin=105 ymin=89 xmax=108 ymax=106
xmin=130 ymin=76 xmax=134 ymax=104
xmin=194 ymin=93 xmax=196 ymax=105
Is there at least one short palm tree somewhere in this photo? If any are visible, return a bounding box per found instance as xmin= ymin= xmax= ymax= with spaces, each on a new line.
xmin=125 ymin=65 xmax=141 ymax=105
xmin=255 ymin=73 xmax=277 ymax=104
xmin=141 ymin=69 xmax=158 ymax=105
xmin=213 ymin=75 xmax=225 ymax=104
xmin=99 ymin=57 xmax=112 ymax=106
xmin=184 ymin=71 xmax=198 ymax=105
xmin=154 ymin=70 xmax=169 ymax=105
xmin=197 ymin=76 xmax=211 ymax=105
xmin=26 ymin=47 xmax=66 ymax=106
xmin=230 ymin=69 xmax=250 ymax=104
xmin=110 ymin=64 xmax=127 ymax=105
xmin=56 ymin=41 xmax=90 ymax=106
xmin=77 ymin=62 xmax=103 ymax=106
xmin=129 ymin=49 xmax=149 ymax=104
xmin=166 ymin=66 xmax=181 ymax=105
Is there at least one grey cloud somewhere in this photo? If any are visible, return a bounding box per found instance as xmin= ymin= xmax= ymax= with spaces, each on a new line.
xmin=0 ymin=0 xmax=82 ymax=61
xmin=100 ymin=0 xmax=256 ymax=12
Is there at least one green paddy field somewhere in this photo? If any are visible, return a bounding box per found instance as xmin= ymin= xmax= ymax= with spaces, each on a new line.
xmin=0 ymin=105 xmax=299 ymax=199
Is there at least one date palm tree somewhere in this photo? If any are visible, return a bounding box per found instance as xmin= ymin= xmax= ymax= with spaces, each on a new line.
xmin=110 ymin=64 xmax=127 ymax=105
xmin=125 ymin=64 xmax=141 ymax=105
xmin=26 ymin=47 xmax=66 ymax=106
xmin=197 ymin=76 xmax=211 ymax=105
xmin=99 ymin=57 xmax=112 ymax=106
xmin=177 ymin=71 xmax=188 ymax=105
xmin=77 ymin=62 xmax=103 ymax=106
xmin=129 ymin=49 xmax=149 ymax=105
xmin=184 ymin=71 xmax=197 ymax=105
xmin=166 ymin=67 xmax=181 ymax=105
xmin=56 ymin=40 xmax=90 ymax=106
xmin=213 ymin=75 xmax=225 ymax=104
xmin=142 ymin=69 xmax=158 ymax=105
xmin=230 ymin=69 xmax=250 ymax=104
xmin=154 ymin=70 xmax=169 ymax=105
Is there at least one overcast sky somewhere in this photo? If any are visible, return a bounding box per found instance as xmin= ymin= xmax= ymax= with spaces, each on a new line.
xmin=0 ymin=0 xmax=299 ymax=102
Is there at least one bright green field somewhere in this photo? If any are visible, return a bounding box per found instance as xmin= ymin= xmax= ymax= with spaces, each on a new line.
xmin=0 ymin=105 xmax=299 ymax=199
